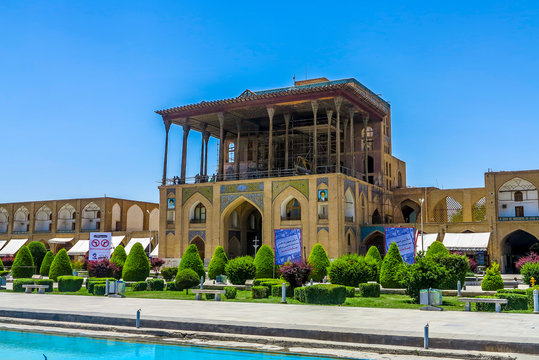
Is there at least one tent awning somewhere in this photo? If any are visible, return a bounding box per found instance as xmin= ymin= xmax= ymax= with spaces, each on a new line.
xmin=0 ymin=240 xmax=7 ymax=251
xmin=0 ymin=239 xmax=28 ymax=256
xmin=443 ymin=232 xmax=490 ymax=252
xmin=48 ymin=237 xmax=73 ymax=244
xmin=415 ymin=233 xmax=438 ymax=253
xmin=124 ymin=237 xmax=150 ymax=254
xmin=67 ymin=240 xmax=89 ymax=256
xmin=150 ymin=244 xmax=159 ymax=257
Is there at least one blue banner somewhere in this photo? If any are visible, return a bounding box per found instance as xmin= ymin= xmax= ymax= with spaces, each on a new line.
xmin=384 ymin=227 xmax=415 ymax=264
xmin=274 ymin=228 xmax=302 ymax=265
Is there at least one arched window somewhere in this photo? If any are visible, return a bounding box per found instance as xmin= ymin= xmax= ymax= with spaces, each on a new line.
xmin=285 ymin=199 xmax=301 ymax=220
xmin=514 ymin=191 xmax=523 ymax=202
xmin=193 ymin=203 xmax=206 ymax=223
xmin=228 ymin=142 xmax=235 ymax=163
xmin=230 ymin=211 xmax=238 ymax=227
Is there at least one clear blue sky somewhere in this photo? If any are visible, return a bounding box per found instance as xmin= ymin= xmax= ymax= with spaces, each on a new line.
xmin=2 ymin=1 xmax=539 ymax=203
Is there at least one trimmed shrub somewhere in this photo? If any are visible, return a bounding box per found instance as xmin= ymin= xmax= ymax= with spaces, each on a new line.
xmin=345 ymin=286 xmax=355 ymax=298
xmin=365 ymin=246 xmax=383 ymax=265
xmin=206 ymin=293 xmax=215 ymax=300
xmin=328 ymin=254 xmax=377 ymax=287
xmin=48 ymin=248 xmax=73 ymax=281
xmin=133 ymin=281 xmax=148 ymax=291
xmin=111 ymin=245 xmax=127 ymax=267
xmin=0 ymin=257 xmax=3 ymax=271
xmin=86 ymin=278 xmax=115 ymax=294
xmin=179 ymin=244 xmax=205 ymax=281
xmin=225 ymin=256 xmax=256 ymax=285
xmin=497 ymin=288 xmax=526 ymax=295
xmin=254 ymin=278 xmax=279 ymax=286
xmin=11 ymin=246 xmax=34 ymax=279
xmin=279 ymin=262 xmax=312 ymax=288
xmin=175 ymin=268 xmax=200 ymax=294
xmin=122 ymin=243 xmax=150 ymax=281
xmin=147 ymin=278 xmax=165 ymax=291
xmin=496 ymin=293 xmax=528 ymax=311
xmin=252 ymin=286 xmax=268 ymax=299
xmin=526 ymin=286 xmax=539 ymax=310
xmin=270 ymin=282 xmax=292 ymax=297
xmin=358 ymin=283 xmax=381 ymax=297
xmin=425 ymin=241 xmax=450 ymax=258
xmin=224 ymin=286 xmax=237 ymax=299
xmin=254 ymin=245 xmax=275 ymax=279
xmin=259 ymin=279 xmax=289 ymax=295
xmin=166 ymin=282 xmax=178 ymax=291
xmin=304 ymin=284 xmax=346 ymax=305
xmin=13 ymin=278 xmax=35 ymax=292
xmin=161 ymin=267 xmax=178 ymax=282
xmin=28 ymin=241 xmax=47 ymax=273
xmin=380 ymin=242 xmax=404 ymax=288
xmin=39 ymin=251 xmax=54 ymax=277
xmin=481 ymin=262 xmax=504 ymax=291
xmin=58 ymin=276 xmax=84 ymax=292
xmin=208 ymin=246 xmax=228 ymax=280
xmin=307 ymin=244 xmax=330 ymax=282
xmin=34 ymin=279 xmax=53 ymax=293
xmin=294 ymin=287 xmax=306 ymax=302
xmin=434 ymin=254 xmax=469 ymax=289
xmin=88 ymin=259 xmax=119 ymax=279
xmin=0 ymin=270 xmax=9 ymax=277
xmin=400 ymin=257 xmax=448 ymax=303
xmin=521 ymin=261 xmax=539 ymax=286
xmin=93 ymin=284 xmax=106 ymax=296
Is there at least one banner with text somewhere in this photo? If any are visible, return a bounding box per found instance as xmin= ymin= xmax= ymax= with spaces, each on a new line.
xmin=274 ymin=228 xmax=302 ymax=265
xmin=384 ymin=227 xmax=415 ymax=264
xmin=89 ymin=232 xmax=112 ymax=262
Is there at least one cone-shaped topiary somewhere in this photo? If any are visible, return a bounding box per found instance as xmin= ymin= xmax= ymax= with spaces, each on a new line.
xmin=28 ymin=241 xmax=47 ymax=274
xmin=207 ymin=246 xmax=228 ymax=279
xmin=254 ymin=244 xmax=275 ymax=279
xmin=425 ymin=241 xmax=449 ymax=258
xmin=0 ymin=257 xmax=4 ymax=271
xmin=48 ymin=248 xmax=73 ymax=281
xmin=365 ymin=246 xmax=383 ymax=265
xmin=111 ymin=245 xmax=127 ymax=267
xmin=307 ymin=244 xmax=330 ymax=282
xmin=40 ymin=251 xmax=54 ymax=277
xmin=11 ymin=246 xmax=35 ymax=278
xmin=122 ymin=242 xmax=150 ymax=281
xmin=179 ymin=244 xmax=205 ymax=281
xmin=380 ymin=242 xmax=404 ymax=288
xmin=481 ymin=262 xmax=504 ymax=291
xmin=175 ymin=268 xmax=200 ymax=294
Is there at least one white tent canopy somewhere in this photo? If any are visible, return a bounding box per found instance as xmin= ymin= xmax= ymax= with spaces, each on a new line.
xmin=149 ymin=244 xmax=159 ymax=257
xmin=110 ymin=236 xmax=125 ymax=254
xmin=0 ymin=239 xmax=27 ymax=256
xmin=124 ymin=237 xmax=150 ymax=254
xmin=0 ymin=240 xmax=7 ymax=252
xmin=443 ymin=232 xmax=490 ymax=252
xmin=67 ymin=240 xmax=89 ymax=256
xmin=48 ymin=238 xmax=73 ymax=244
xmin=415 ymin=233 xmax=438 ymax=253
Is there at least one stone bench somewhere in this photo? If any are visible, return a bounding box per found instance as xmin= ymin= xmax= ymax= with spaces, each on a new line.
xmin=22 ymin=284 xmax=49 ymax=294
xmin=459 ymin=297 xmax=508 ymax=313
xmin=191 ymin=289 xmax=226 ymax=301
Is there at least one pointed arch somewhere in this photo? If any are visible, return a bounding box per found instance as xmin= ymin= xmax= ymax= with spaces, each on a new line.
xmin=359 ymin=192 xmax=367 ymax=224
xmin=364 ymin=230 xmax=385 ymax=256
xmin=149 ymin=208 xmax=159 ymax=231
xmin=502 ymin=229 xmax=539 ymax=273
xmin=13 ymin=206 xmax=29 ymax=232
xmin=345 ymin=189 xmax=355 ymax=222
xmin=57 ymin=203 xmax=76 ymax=232
xmin=345 ymin=228 xmax=356 ymax=253
xmin=472 ymin=196 xmax=486 ymax=222
xmin=0 ymin=208 xmax=8 ymax=233
xmin=82 ymin=202 xmax=101 ymax=231
xmin=190 ymin=236 xmax=205 ymax=260
xmin=282 ymin=197 xmax=301 ymax=220
xmin=400 ymin=199 xmax=420 ymax=223
xmin=126 ymin=204 xmax=144 ymax=231
xmin=190 ymin=202 xmax=207 ymax=223
xmin=371 ymin=209 xmax=382 ymax=224
xmin=498 ymin=177 xmax=538 ymax=219
xmin=112 ymin=203 xmax=121 ymax=231
xmin=35 ymin=205 xmax=52 ymax=232
xmin=433 ymin=196 xmax=462 ymax=223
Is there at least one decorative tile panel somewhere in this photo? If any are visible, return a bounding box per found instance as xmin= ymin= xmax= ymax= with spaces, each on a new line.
xmin=166 ymin=230 xmax=175 ymax=236
xmin=188 ymin=230 xmax=206 ymax=241
xmin=220 ymin=193 xmax=264 ymax=213
xmin=317 ymin=226 xmax=329 ymax=233
xmin=317 ymin=177 xmax=329 ymax=188
xmin=220 ymin=182 xmax=264 ymax=194
xmin=345 ymin=225 xmax=357 ymax=236
xmin=344 ymin=178 xmax=356 ymax=194
xmin=182 ymin=186 xmax=213 ymax=205
xmin=272 ymin=179 xmax=309 ymax=201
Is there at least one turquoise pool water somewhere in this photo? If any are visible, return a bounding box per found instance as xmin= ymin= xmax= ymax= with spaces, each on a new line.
xmin=0 ymin=330 xmax=353 ymax=359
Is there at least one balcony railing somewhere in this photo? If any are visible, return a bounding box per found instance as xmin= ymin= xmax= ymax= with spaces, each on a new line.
xmin=345 ymin=216 xmax=354 ymax=223
xmin=12 ymin=231 xmax=28 ymax=234
xmin=498 ymin=216 xmax=539 ymax=221
xmin=318 ymin=214 xmax=328 ymax=220
xmin=190 ymin=219 xmax=206 ymax=224
xmin=34 ymin=230 xmax=51 ymax=233
xmin=57 ymin=230 xmax=75 ymax=233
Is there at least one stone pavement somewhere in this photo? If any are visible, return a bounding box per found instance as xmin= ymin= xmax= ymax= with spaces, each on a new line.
xmin=0 ymin=292 xmax=537 ymax=354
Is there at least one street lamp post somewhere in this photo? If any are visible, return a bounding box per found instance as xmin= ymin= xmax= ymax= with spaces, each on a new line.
xmin=419 ymin=198 xmax=424 ymax=253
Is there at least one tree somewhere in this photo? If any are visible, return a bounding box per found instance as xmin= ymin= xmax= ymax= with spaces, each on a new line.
xmin=175 ymin=268 xmax=200 ymax=294
xmin=328 ymin=254 xmax=377 ymax=287
xmin=48 ymin=248 xmax=73 ymax=281
xmin=307 ymin=244 xmax=330 ymax=282
xmin=110 ymin=245 xmax=127 ymax=267
xmin=207 ymin=246 xmax=228 ymax=279
xmin=481 ymin=262 xmax=504 ymax=291
xmin=28 ymin=241 xmax=47 ymax=274
xmin=254 ymin=244 xmax=275 ymax=279
xmin=179 ymin=244 xmax=205 ymax=281
xmin=425 ymin=241 xmax=449 ymax=258
xmin=225 ymin=256 xmax=256 ymax=285
xmin=122 ymin=242 xmax=150 ymax=281
xmin=11 ymin=246 xmax=35 ymax=278
xmin=39 ymin=251 xmax=54 ymax=277
xmin=380 ymin=242 xmax=404 ymax=288
xmin=400 ymin=257 xmax=449 ymax=302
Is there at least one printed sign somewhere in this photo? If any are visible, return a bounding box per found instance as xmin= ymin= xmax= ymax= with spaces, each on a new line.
xmin=89 ymin=232 xmax=112 ymax=262
xmin=384 ymin=227 xmax=415 ymax=264
xmin=167 ymin=198 xmax=176 ymax=209
xmin=318 ymin=189 xmax=328 ymax=202
xmin=274 ymin=228 xmax=302 ymax=265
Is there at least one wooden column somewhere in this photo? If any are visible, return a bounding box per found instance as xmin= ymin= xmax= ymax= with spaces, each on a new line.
xmin=267 ymin=107 xmax=275 ymax=175
xmin=326 ymin=110 xmax=333 ymax=170
xmin=284 ymin=113 xmax=291 ymax=169
xmin=235 ymin=119 xmax=242 ymax=178
xmin=349 ymin=109 xmax=355 ymax=177
xmin=334 ymin=97 xmax=342 ymax=172
xmin=161 ymin=119 xmax=171 ymax=185
xmin=363 ymin=114 xmax=369 ymax=181
xmin=199 ymin=124 xmax=207 ymax=177
xmin=218 ymin=112 xmax=225 ymax=180
xmin=180 ymin=122 xmax=190 ymax=182
xmin=311 ymin=100 xmax=318 ymax=173
xmin=203 ymin=131 xmax=209 ymax=177
xmin=343 ymin=116 xmax=349 ymax=170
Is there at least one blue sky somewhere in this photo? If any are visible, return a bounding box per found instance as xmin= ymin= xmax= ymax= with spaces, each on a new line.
xmin=1 ymin=1 xmax=539 ymax=203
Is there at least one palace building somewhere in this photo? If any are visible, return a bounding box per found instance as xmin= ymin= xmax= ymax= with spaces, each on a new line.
xmin=155 ymin=77 xmax=539 ymax=273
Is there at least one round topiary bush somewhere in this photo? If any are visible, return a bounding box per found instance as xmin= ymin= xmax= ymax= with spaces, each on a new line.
xmin=307 ymin=243 xmax=330 ymax=282
xmin=122 ymin=242 xmax=150 ymax=281
xmin=380 ymin=242 xmax=404 ymax=288
xmin=224 ymin=286 xmax=237 ymax=299
xmin=365 ymin=246 xmax=383 ymax=265
xmin=175 ymin=268 xmax=200 ymax=294
xmin=48 ymin=248 xmax=73 ymax=281
xmin=179 ymin=244 xmax=205 ymax=281
xmin=225 ymin=256 xmax=256 ymax=285
xmin=254 ymin=244 xmax=274 ymax=279
xmin=207 ymin=246 xmax=228 ymax=280
xmin=39 ymin=251 xmax=54 ymax=277
xmin=11 ymin=246 xmax=35 ymax=279
xmin=133 ymin=281 xmax=148 ymax=291
xmin=111 ymin=245 xmax=127 ymax=267
xmin=161 ymin=267 xmax=178 ymax=282
xmin=28 ymin=241 xmax=47 ymax=274
xmin=481 ymin=262 xmax=504 ymax=291
xmin=425 ymin=241 xmax=450 ymax=258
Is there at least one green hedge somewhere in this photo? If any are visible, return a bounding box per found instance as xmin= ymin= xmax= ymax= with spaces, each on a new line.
xmin=225 ymin=256 xmax=256 ymax=285
xmin=259 ymin=279 xmax=289 ymax=295
xmin=11 ymin=246 xmax=34 ymax=279
xmin=254 ymin=245 xmax=274 ymax=279
xmin=49 ymin=248 xmax=73 ymax=281
xmin=133 ymin=281 xmax=148 ymax=291
xmin=175 ymin=268 xmax=200 ymax=293
xmin=496 ymin=293 xmax=528 ymax=311
xmin=58 ymin=276 xmax=84 ymax=292
xmin=294 ymin=287 xmax=306 ymax=302
xmin=307 ymin=244 xmax=330 ymax=282
xmin=111 ymin=245 xmax=127 ymax=267
xmin=161 ymin=267 xmax=178 ymax=282
xmin=28 ymin=241 xmax=47 ymax=274
xmin=473 ymin=297 xmax=496 ymax=312
xmin=208 ymin=246 xmax=228 ymax=280
xmin=93 ymin=284 xmax=106 ymax=296
xmin=205 ymin=293 xmax=215 ymax=300
xmin=147 ymin=278 xmax=165 ymax=291
xmin=13 ymin=278 xmax=35 ymax=292
xmin=122 ymin=243 xmax=150 ymax=281
xmin=497 ymin=288 xmax=526 ymax=295
xmin=252 ymin=286 xmax=268 ymax=299
xmin=526 ymin=286 xmax=539 ymax=310
xmin=271 ymin=283 xmax=292 ymax=297
xmin=166 ymin=282 xmax=178 ymax=291
xmin=304 ymin=284 xmax=346 ymax=305
xmin=224 ymin=286 xmax=237 ymax=299
xmin=345 ymin=286 xmax=355 ymax=298
xmin=35 ymin=279 xmax=53 ymax=293
xmin=179 ymin=244 xmax=205 ymax=281
xmin=358 ymin=283 xmax=381 ymax=297
xmin=86 ymin=278 xmax=115 ymax=294
xmin=39 ymin=251 xmax=54 ymax=277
